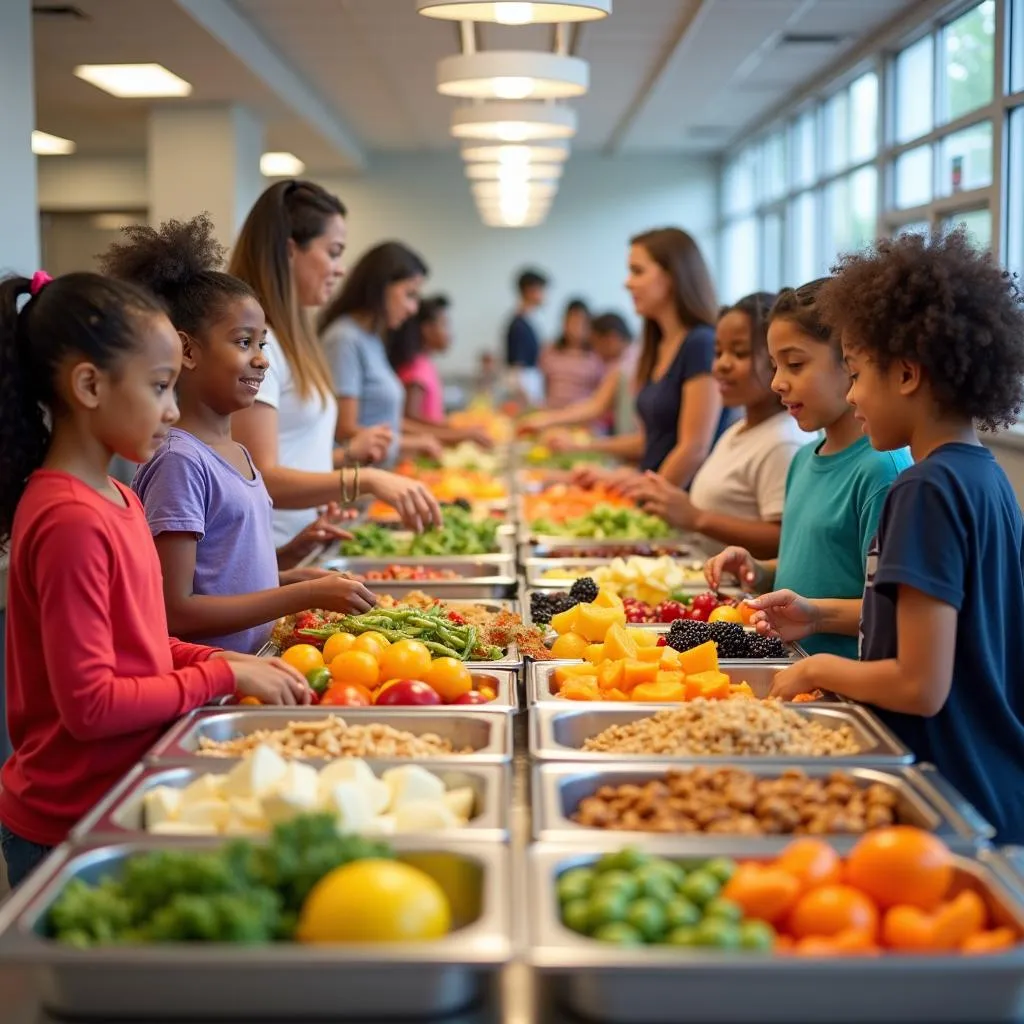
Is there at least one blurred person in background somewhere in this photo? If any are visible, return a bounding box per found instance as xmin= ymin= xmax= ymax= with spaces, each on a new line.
xmin=520 ymin=311 xmax=636 ymax=437
xmin=565 ymin=228 xmax=732 ymax=490
xmin=230 ymin=182 xmax=440 ymax=542
xmin=537 ymin=299 xmax=605 ymax=412
xmin=504 ymin=267 xmax=548 ymax=406
xmin=319 ymin=240 xmax=443 ymax=466
xmin=387 ymin=294 xmax=493 ymax=448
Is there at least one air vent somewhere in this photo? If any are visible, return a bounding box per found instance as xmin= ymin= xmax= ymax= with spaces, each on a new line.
xmin=32 ymin=5 xmax=89 ymax=18
xmin=778 ymin=33 xmax=844 ymax=47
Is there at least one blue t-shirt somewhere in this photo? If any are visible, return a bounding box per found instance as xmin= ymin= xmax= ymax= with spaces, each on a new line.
xmin=775 ymin=435 xmax=911 ymax=658
xmin=506 ymin=313 xmax=540 ymax=368
xmin=861 ymin=443 xmax=1024 ymax=842
xmin=322 ymin=316 xmax=404 ymax=466
xmin=132 ymin=429 xmax=280 ymax=655
xmin=635 ymin=324 xmax=737 ymax=474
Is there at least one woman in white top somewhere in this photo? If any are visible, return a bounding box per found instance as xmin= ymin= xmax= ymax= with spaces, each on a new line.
xmin=229 ymin=181 xmax=441 ymax=545
xmin=636 ymin=292 xmax=815 ymax=558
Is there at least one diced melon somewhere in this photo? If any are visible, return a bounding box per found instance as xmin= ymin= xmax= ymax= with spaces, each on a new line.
xmin=561 ymin=677 xmax=600 ymax=701
xmin=685 ymin=670 xmax=731 ymax=701
xmin=553 ymin=663 xmax=597 ymax=687
xmin=604 ymin=687 xmax=631 ymax=702
xmin=604 ymin=623 xmax=639 ymax=662
xmin=636 ymin=647 xmax=663 ymax=664
xmin=550 ymin=605 xmax=582 ymax=635
xmin=659 ymin=648 xmax=682 ymax=669
xmin=630 ymin=630 xmax=658 ymax=649
xmin=655 ymin=670 xmax=685 ymax=689
xmin=577 ymin=605 xmax=626 ymax=643
xmin=583 ymin=643 xmax=606 ymax=664
xmin=621 ymin=659 xmax=659 ymax=690
xmin=678 ymin=640 xmax=719 ymax=675
xmin=597 ymin=659 xmax=625 ymax=691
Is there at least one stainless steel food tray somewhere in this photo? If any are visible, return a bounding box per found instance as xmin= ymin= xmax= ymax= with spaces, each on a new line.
xmin=529 ymin=703 xmax=913 ymax=765
xmin=524 ymin=558 xmax=709 ymax=591
xmin=0 ymin=838 xmax=512 ymax=1021
xmin=319 ymin=556 xmax=517 ymax=599
xmin=146 ymin=708 xmax=514 ymax=763
xmin=71 ymin=761 xmax=512 ymax=843
xmin=531 ymin=761 xmax=992 ymax=847
xmin=525 ymin=531 xmax=695 ymax=551
xmin=528 ymin=841 xmax=1024 ymax=1023
xmin=528 ymin=661 xmax=812 ymax=706
xmin=523 ymin=539 xmax=705 ymax=559
xmin=321 ymin=527 xmax=517 ymax=564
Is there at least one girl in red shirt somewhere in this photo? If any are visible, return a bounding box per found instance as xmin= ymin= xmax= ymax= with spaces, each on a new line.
xmin=0 ymin=271 xmax=311 ymax=888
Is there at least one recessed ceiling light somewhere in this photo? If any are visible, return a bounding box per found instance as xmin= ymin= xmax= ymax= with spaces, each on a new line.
xmin=418 ymin=1 xmax=610 ymax=24
xmin=452 ymin=102 xmax=577 ymax=142
xmin=438 ymin=52 xmax=588 ymax=101
xmin=260 ymin=152 xmax=306 ymax=177
xmin=461 ymin=142 xmax=570 ymax=163
xmin=31 ymin=130 xmax=76 ymax=155
xmin=74 ymin=63 xmax=192 ymax=98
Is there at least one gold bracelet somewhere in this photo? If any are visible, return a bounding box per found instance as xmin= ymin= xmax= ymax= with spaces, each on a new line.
xmin=353 ymin=463 xmax=360 ymax=500
xmin=340 ymin=467 xmax=351 ymax=505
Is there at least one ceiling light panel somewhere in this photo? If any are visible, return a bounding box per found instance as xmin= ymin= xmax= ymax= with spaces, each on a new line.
xmin=418 ymin=1 xmax=610 ymax=24
xmin=452 ymin=102 xmax=577 ymax=142
xmin=31 ymin=131 xmax=76 ymax=155
xmin=73 ymin=63 xmax=192 ymax=98
xmin=260 ymin=152 xmax=306 ymax=177
xmin=438 ymin=52 xmax=588 ymax=101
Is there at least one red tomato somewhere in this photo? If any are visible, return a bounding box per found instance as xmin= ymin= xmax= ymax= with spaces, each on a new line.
xmin=320 ymin=682 xmax=373 ymax=707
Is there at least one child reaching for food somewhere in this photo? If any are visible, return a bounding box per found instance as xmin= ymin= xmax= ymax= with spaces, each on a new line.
xmin=634 ymin=292 xmax=816 ymax=558
xmin=754 ymin=229 xmax=1024 ymax=842
xmin=704 ymin=280 xmax=911 ymax=657
xmin=0 ymin=270 xmax=311 ymax=887
xmin=102 ymin=215 xmax=377 ymax=655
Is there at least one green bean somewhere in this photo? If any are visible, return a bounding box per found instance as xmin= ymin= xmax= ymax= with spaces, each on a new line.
xmin=422 ymin=640 xmax=465 ymax=659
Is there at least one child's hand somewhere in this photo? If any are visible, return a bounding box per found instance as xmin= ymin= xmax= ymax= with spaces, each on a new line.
xmin=704 ymin=546 xmax=757 ymax=590
xmin=348 ymin=425 xmax=393 ymax=465
xmin=277 ymin=504 xmax=354 ymax=569
xmin=307 ymin=573 xmax=377 ymax=614
xmin=229 ymin=656 xmax=313 ymax=706
xmin=770 ymin=655 xmax=833 ymax=701
xmin=745 ymin=589 xmax=821 ymax=642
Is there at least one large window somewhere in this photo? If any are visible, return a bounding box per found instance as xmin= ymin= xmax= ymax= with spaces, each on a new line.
xmin=716 ymin=0 xmax=1022 ymax=303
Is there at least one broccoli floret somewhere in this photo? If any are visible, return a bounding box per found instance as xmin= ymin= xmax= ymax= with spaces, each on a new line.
xmin=49 ymin=878 xmax=133 ymax=946
xmin=142 ymin=890 xmax=281 ymax=944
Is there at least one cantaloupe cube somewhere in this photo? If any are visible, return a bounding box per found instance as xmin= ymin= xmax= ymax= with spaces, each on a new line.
xmin=583 ymin=643 xmax=606 ymax=664
xmin=655 ymin=670 xmax=685 ymax=689
xmin=553 ymin=663 xmax=596 ymax=687
xmin=685 ymin=670 xmax=730 ymax=700
xmin=636 ymin=647 xmax=663 ymax=664
xmin=561 ymin=677 xmax=600 ymax=701
xmin=604 ymin=623 xmax=639 ymax=662
xmin=577 ymin=605 xmax=626 ymax=642
xmin=659 ymin=648 xmax=681 ymax=669
xmin=550 ymin=605 xmax=581 ymax=635
xmin=621 ymin=659 xmax=659 ymax=690
xmin=678 ymin=641 xmax=719 ymax=675
xmin=603 ymin=687 xmax=630 ymax=702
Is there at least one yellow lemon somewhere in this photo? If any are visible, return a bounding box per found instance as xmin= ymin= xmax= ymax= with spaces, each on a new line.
xmin=296 ymin=860 xmax=451 ymax=943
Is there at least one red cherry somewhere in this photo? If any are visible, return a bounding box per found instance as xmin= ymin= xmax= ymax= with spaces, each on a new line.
xmin=656 ymin=636 xmax=667 ymax=647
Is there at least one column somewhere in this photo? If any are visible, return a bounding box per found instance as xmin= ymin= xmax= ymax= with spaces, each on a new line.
xmin=0 ymin=0 xmax=40 ymax=276
xmin=147 ymin=105 xmax=264 ymax=247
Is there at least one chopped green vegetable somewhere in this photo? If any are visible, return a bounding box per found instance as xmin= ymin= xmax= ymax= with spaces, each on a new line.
xmin=47 ymin=814 xmax=392 ymax=947
xmin=340 ymin=507 xmax=499 ymax=558
xmin=531 ymin=504 xmax=671 ymax=540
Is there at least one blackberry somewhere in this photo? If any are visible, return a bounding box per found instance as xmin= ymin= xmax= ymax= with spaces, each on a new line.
xmin=568 ymin=576 xmax=599 ymax=604
xmin=708 ymin=621 xmax=751 ymax=659
xmin=748 ymin=634 xmax=788 ymax=660
xmin=530 ymin=591 xmax=570 ymax=625
xmin=666 ymin=619 xmax=712 ymax=652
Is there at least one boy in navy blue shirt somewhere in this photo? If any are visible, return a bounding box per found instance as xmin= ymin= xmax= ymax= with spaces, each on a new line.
xmin=765 ymin=228 xmax=1024 ymax=841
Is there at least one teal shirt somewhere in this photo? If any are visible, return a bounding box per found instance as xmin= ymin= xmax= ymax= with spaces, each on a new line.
xmin=774 ymin=436 xmax=911 ymax=658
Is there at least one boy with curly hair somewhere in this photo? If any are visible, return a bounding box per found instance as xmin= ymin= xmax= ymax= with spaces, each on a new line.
xmin=763 ymin=227 xmax=1024 ymax=840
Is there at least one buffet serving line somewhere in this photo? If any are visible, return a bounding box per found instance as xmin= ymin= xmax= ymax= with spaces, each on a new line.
xmin=0 ymin=439 xmax=1021 ymax=1024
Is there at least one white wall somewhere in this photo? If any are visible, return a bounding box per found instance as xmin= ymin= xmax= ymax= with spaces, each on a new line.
xmin=37 ymin=156 xmax=148 ymax=212
xmin=319 ymin=152 xmax=718 ymax=372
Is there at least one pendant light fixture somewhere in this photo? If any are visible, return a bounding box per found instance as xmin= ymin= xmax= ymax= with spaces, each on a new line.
xmin=452 ymin=101 xmax=576 ymax=142
xmin=438 ymin=52 xmax=588 ymax=101
xmin=472 ymin=179 xmax=558 ymax=201
xmin=461 ymin=141 xmax=570 ymax=164
xmin=465 ymin=161 xmax=563 ymax=181
xmin=418 ymin=1 xmax=610 ymax=24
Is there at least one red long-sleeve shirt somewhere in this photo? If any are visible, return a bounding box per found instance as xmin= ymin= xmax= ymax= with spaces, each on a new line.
xmin=0 ymin=471 xmax=235 ymax=845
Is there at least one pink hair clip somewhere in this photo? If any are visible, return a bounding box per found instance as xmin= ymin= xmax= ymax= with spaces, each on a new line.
xmin=30 ymin=270 xmax=53 ymax=296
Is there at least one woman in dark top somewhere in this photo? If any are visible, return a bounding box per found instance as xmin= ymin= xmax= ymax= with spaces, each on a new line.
xmin=565 ymin=228 xmax=730 ymax=487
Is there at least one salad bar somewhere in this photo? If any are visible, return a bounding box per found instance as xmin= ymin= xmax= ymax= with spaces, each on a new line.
xmin=1 ymin=437 xmax=1022 ymax=1024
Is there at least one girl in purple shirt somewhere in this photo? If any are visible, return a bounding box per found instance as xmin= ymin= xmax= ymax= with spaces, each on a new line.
xmin=103 ymin=214 xmax=376 ymax=654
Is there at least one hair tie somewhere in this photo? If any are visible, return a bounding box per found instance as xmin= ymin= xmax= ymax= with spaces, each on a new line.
xmin=30 ymin=271 xmax=53 ymax=296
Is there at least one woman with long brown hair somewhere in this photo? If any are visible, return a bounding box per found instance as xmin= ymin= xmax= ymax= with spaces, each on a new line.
xmin=229 ymin=181 xmax=441 ymax=544
xmin=566 ymin=227 xmax=733 ymax=488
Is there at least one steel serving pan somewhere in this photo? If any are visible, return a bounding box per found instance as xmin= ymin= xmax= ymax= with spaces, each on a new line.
xmin=146 ymin=708 xmax=514 ymax=763
xmin=528 ymin=841 xmax=1024 ymax=1023
xmin=529 ymin=703 xmax=914 ymax=766
xmin=0 ymin=838 xmax=512 ymax=1020
xmin=71 ymin=761 xmax=512 ymax=843
xmin=531 ymin=761 xmax=992 ymax=848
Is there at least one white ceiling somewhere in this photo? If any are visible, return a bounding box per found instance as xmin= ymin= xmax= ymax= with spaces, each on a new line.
xmin=32 ymin=0 xmax=923 ymax=172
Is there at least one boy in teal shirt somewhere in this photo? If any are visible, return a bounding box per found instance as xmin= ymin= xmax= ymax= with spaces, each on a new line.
xmin=705 ymin=280 xmax=910 ymax=657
